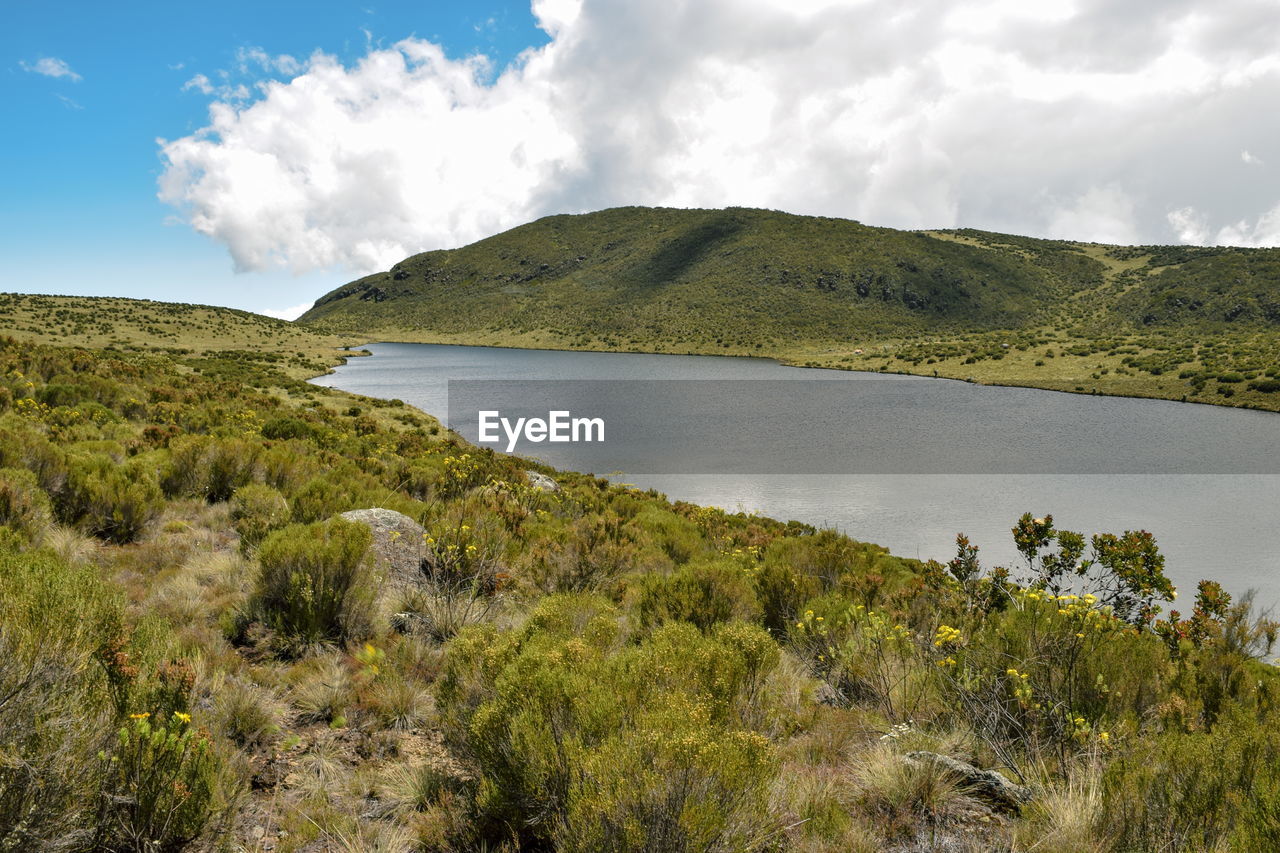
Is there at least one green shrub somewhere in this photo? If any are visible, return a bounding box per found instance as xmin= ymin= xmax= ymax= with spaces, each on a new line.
xmin=0 ymin=466 xmax=51 ymax=544
xmin=1102 ymin=708 xmax=1280 ymax=850
xmin=260 ymin=415 xmax=321 ymax=442
xmin=555 ymin=701 xmax=776 ymax=852
xmin=286 ymin=470 xmax=386 ymax=523
xmin=438 ymin=595 xmax=780 ymax=849
xmin=0 ymin=422 xmax=68 ymax=495
xmin=95 ymin=713 xmax=220 ymax=852
xmin=229 ymin=484 xmax=289 ymax=552
xmin=251 ymin=518 xmax=375 ymax=648
xmin=0 ymin=549 xmax=224 ymax=851
xmin=161 ymin=435 xmax=260 ymax=502
xmin=949 ymin=588 xmax=1172 ymax=760
xmin=753 ymin=557 xmax=817 ymax=637
xmin=0 ymin=550 xmax=119 ymax=849
xmin=632 ymin=506 xmax=706 ymax=564
xmin=259 ymin=440 xmax=321 ymax=492
xmin=632 ymin=558 xmax=761 ymax=632
xmin=57 ymin=453 xmax=162 ymax=544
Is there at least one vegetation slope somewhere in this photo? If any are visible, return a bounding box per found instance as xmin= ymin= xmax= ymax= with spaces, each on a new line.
xmin=299 ymin=207 xmax=1280 ymax=411
xmin=0 ymin=295 xmax=1279 ymax=851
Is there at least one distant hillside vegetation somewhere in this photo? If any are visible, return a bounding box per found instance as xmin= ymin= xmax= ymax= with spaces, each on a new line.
xmin=299 ymin=207 xmax=1280 ymax=344
xmin=299 ymin=207 xmax=1099 ymax=344
xmin=297 ymin=206 xmax=1280 ymax=411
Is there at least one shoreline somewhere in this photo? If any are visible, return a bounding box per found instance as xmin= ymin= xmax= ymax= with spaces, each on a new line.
xmin=310 ymin=335 xmax=1280 ymax=420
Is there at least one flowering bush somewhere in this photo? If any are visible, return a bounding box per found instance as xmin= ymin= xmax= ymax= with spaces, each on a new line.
xmin=96 ymin=712 xmax=220 ymax=852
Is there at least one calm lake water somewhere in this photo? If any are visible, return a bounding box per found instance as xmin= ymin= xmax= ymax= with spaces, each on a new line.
xmin=313 ymin=342 xmax=1280 ymax=611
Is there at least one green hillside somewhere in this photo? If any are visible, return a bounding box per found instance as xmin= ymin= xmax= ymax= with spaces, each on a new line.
xmin=0 ymin=292 xmax=347 ymax=379
xmin=299 ymin=206 xmax=1280 ymax=411
xmin=301 ymin=207 xmax=1095 ymax=344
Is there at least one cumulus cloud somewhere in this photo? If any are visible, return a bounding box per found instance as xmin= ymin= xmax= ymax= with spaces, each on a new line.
xmin=159 ymin=0 xmax=1280 ymax=275
xmin=21 ymin=56 xmax=81 ymax=81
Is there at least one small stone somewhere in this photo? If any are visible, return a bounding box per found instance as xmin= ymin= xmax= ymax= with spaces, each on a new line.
xmin=527 ymin=471 xmax=559 ymax=492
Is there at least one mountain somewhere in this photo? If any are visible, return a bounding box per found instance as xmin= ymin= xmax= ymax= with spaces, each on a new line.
xmin=298 ymin=206 xmax=1280 ymax=410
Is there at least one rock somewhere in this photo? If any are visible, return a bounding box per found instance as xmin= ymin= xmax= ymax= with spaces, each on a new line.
xmin=339 ymin=508 xmax=429 ymax=586
xmin=813 ymin=682 xmax=843 ymax=707
xmin=526 ymin=471 xmax=559 ymax=492
xmin=903 ymin=751 xmax=1033 ymax=812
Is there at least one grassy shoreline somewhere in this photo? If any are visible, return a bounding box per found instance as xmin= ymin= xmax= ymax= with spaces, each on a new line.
xmin=318 ymin=326 xmax=1280 ymax=415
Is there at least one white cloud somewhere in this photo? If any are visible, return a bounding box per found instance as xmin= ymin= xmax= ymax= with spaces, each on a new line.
xmin=259 ymin=302 xmax=313 ymax=320
xmin=235 ymin=46 xmax=303 ymax=77
xmin=1168 ymin=206 xmax=1210 ymax=245
xmin=159 ymin=0 xmax=1280 ymax=275
xmin=1174 ymin=203 xmax=1280 ymax=248
xmin=1046 ymin=186 xmax=1140 ymax=245
xmin=21 ymin=56 xmax=81 ymax=81
xmin=182 ymin=73 xmax=215 ymax=95
xmin=1242 ymin=149 xmax=1262 ymax=165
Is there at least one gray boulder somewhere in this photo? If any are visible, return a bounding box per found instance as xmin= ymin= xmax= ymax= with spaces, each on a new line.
xmin=339 ymin=508 xmax=429 ymax=586
xmin=526 ymin=471 xmax=559 ymax=492
xmin=903 ymin=751 xmax=1033 ymax=812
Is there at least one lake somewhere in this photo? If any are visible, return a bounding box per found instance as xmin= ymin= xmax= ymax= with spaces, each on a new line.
xmin=313 ymin=342 xmax=1280 ymax=611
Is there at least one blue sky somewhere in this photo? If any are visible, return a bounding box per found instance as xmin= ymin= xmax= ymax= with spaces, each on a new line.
xmin=2 ymin=0 xmax=547 ymax=316
xmin=4 ymin=1 xmax=1279 ymax=319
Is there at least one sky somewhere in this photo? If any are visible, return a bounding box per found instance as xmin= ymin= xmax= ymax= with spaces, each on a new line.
xmin=4 ymin=0 xmax=1280 ymax=319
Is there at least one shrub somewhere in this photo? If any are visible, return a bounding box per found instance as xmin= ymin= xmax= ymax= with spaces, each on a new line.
xmin=0 ymin=422 xmax=68 ymax=495
xmin=0 ymin=548 xmax=225 ymax=851
xmin=632 ymin=558 xmax=761 ymax=632
xmin=1101 ymin=708 xmax=1280 ymax=850
xmin=0 ymin=550 xmax=119 ymax=850
xmin=632 ymin=506 xmax=706 ymax=564
xmin=524 ymin=512 xmax=636 ymax=594
xmin=58 ymin=453 xmax=162 ymax=544
xmin=250 ymin=518 xmax=375 ymax=648
xmin=0 ymin=466 xmax=52 ymax=544
xmin=229 ymin=483 xmax=289 ymax=552
xmin=95 ymin=713 xmax=220 ymax=852
xmin=260 ymin=415 xmax=321 ymax=442
xmin=948 ymin=588 xmax=1171 ymax=765
xmin=753 ymin=558 xmax=817 ymax=637
xmin=438 ymin=595 xmax=780 ymax=849
xmin=555 ymin=701 xmax=776 ymax=853
xmin=287 ymin=473 xmax=382 ymax=524
xmin=161 ymin=435 xmax=260 ymax=502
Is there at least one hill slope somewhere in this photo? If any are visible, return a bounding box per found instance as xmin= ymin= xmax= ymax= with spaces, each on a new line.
xmin=301 ymin=207 xmax=1104 ymax=344
xmin=0 ymin=292 xmax=347 ymax=379
xmin=299 ymin=206 xmax=1280 ymax=410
